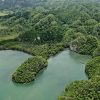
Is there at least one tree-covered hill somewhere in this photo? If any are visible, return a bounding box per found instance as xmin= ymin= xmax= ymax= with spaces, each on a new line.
xmin=0 ymin=0 xmax=100 ymax=10
xmin=0 ymin=0 xmax=47 ymax=9
xmin=0 ymin=1 xmax=100 ymax=56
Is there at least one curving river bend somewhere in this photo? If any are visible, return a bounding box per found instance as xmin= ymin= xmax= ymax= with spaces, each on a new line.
xmin=0 ymin=49 xmax=90 ymax=100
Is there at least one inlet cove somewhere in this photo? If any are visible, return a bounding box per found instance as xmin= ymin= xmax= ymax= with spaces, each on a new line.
xmin=0 ymin=50 xmax=90 ymax=100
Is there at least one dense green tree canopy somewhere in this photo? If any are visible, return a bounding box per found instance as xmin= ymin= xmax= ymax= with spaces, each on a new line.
xmin=86 ymin=56 xmax=100 ymax=78
xmin=70 ymin=35 xmax=98 ymax=55
xmin=59 ymin=77 xmax=100 ymax=100
xmin=93 ymin=47 xmax=100 ymax=57
xmin=93 ymin=23 xmax=100 ymax=37
xmin=12 ymin=56 xmax=48 ymax=83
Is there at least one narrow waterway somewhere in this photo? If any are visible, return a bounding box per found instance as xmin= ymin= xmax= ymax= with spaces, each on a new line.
xmin=0 ymin=50 xmax=90 ymax=100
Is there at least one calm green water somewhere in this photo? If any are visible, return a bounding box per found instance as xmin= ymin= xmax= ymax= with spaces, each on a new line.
xmin=0 ymin=50 xmax=90 ymax=100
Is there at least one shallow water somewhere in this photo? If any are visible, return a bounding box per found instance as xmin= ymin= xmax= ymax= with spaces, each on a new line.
xmin=0 ymin=50 xmax=90 ymax=100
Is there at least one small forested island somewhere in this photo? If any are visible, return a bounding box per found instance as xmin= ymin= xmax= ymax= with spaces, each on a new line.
xmin=0 ymin=0 xmax=100 ymax=100
xmin=12 ymin=56 xmax=48 ymax=83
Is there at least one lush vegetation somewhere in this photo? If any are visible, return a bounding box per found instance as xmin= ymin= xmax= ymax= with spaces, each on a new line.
xmin=59 ymin=48 xmax=100 ymax=100
xmin=59 ymin=77 xmax=100 ymax=100
xmin=93 ymin=46 xmax=100 ymax=57
xmin=12 ymin=56 xmax=48 ymax=83
xmin=0 ymin=0 xmax=100 ymax=99
xmin=0 ymin=4 xmax=100 ymax=55
xmin=0 ymin=40 xmax=66 ymax=59
xmin=70 ymin=35 xmax=98 ymax=55
xmin=59 ymin=56 xmax=100 ymax=100
xmin=18 ymin=14 xmax=63 ymax=43
xmin=86 ymin=56 xmax=100 ymax=79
